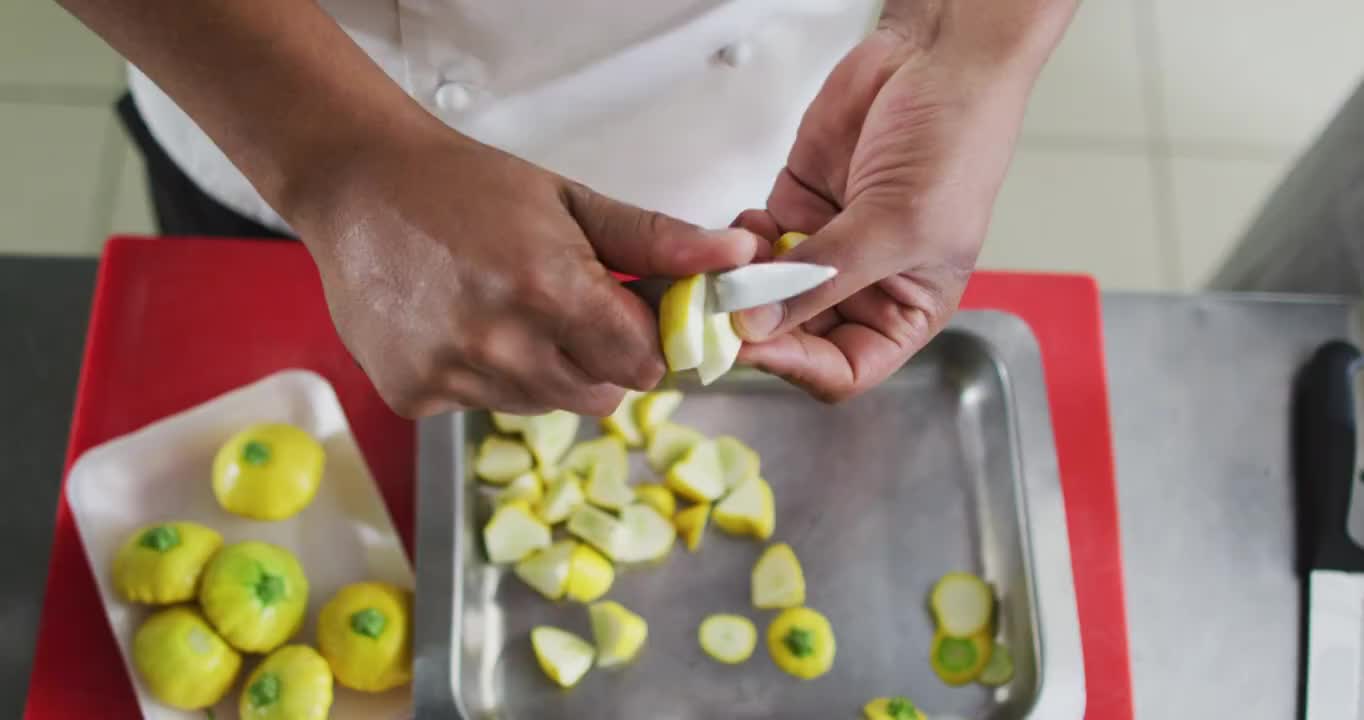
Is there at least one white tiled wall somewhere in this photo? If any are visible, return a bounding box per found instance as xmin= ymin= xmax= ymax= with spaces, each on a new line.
xmin=991 ymin=0 xmax=1364 ymax=289
xmin=2 ymin=1 xmax=1363 ymax=290
xmin=108 ymin=136 xmax=155 ymax=237
xmin=0 ymin=102 xmax=115 ymax=256
xmin=982 ymin=149 xmax=1166 ymax=286
xmin=1167 ymin=151 xmax=1295 ymax=286
xmin=1021 ymin=0 xmax=1150 ymax=142
xmin=0 ymin=1 xmax=151 ymax=257
xmin=0 ymin=1 xmax=123 ymax=93
xmin=1152 ymin=0 xmax=1364 ymax=149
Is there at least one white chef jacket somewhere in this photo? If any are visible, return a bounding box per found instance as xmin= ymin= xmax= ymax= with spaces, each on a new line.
xmin=127 ymin=0 xmax=880 ymax=235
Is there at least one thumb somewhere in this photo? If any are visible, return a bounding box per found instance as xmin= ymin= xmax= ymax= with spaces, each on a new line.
xmin=565 ymin=183 xmax=760 ymax=277
xmin=733 ymin=207 xmax=897 ymax=341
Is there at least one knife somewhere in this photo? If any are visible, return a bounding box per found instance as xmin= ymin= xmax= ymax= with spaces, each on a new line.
xmin=1294 ymin=340 xmax=1364 ymax=719
xmin=623 ymin=261 xmax=837 ymax=314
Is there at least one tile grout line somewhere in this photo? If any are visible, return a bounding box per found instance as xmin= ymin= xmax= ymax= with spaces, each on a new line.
xmin=1016 ymin=134 xmax=1149 ymax=155
xmin=1131 ymin=0 xmax=1183 ymax=291
xmin=1017 ymin=133 xmax=1295 ymax=162
xmin=1165 ymin=139 xmax=1299 ymax=162
xmin=87 ymin=112 xmax=126 ymax=252
xmin=0 ymin=85 xmax=122 ymax=108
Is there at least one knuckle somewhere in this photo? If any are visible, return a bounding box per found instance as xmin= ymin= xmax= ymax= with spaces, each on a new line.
xmin=578 ymin=386 xmax=625 ymax=418
xmin=418 ymin=346 xmax=458 ymax=385
xmin=382 ymin=381 xmax=455 ymax=419
xmin=814 ymin=382 xmax=858 ymax=404
xmin=445 ymin=321 xmax=488 ymax=362
xmin=459 ymin=341 xmax=496 ymax=372
xmin=503 ymin=400 xmax=553 ymax=415
xmin=734 ymin=209 xmax=773 ymax=237
xmin=471 ymin=383 xmax=546 ymax=415
xmin=459 ymin=325 xmax=522 ymax=374
xmin=604 ymin=328 xmax=665 ymax=390
xmin=382 ymin=392 xmax=424 ymax=419
xmin=367 ymin=358 xmax=446 ymax=419
xmin=785 ymin=366 xmax=858 ymax=405
xmin=871 ymin=304 xmax=918 ymax=347
xmin=809 ymin=381 xmax=843 ymax=404
xmin=521 ymin=259 xmax=598 ymax=328
xmin=523 ymin=369 xmax=585 ymax=413
xmin=628 ymin=210 xmax=673 ymax=269
xmin=562 ymin=181 xmax=602 ymax=230
xmin=519 ymin=263 xmax=566 ymax=310
xmin=519 ymin=289 xmax=562 ymax=326
xmin=638 ymin=209 xmax=669 ymax=241
xmin=441 ymin=392 xmax=473 ymax=414
xmin=631 ymin=354 xmax=667 ymax=390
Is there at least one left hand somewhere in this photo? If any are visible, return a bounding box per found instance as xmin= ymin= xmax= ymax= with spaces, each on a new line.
xmin=732 ymin=4 xmax=1073 ymax=401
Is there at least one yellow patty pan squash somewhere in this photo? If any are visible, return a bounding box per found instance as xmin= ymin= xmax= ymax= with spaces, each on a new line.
xmin=213 ymin=423 xmax=325 ymax=521
xmin=199 ymin=540 xmax=309 ymax=653
xmin=113 ymin=521 xmax=222 ymax=604
xmin=239 ymin=644 xmax=334 ymax=720
xmin=767 ymin=606 xmax=836 ymax=680
xmin=317 ymin=581 xmax=412 ymax=692
xmin=132 ymin=606 xmax=241 ymax=710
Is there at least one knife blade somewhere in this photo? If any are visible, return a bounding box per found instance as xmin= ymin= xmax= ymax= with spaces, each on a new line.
xmin=622 ymin=262 xmax=837 ymax=314
xmin=708 ymin=262 xmax=837 ymax=313
xmin=1305 ymin=571 xmax=1364 ymax=717
xmin=1294 ymin=340 xmax=1364 ymax=719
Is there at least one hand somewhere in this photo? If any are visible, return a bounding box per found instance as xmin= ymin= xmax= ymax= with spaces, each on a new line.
xmin=732 ymin=5 xmax=1072 ymax=402
xmin=294 ymin=131 xmax=759 ymax=418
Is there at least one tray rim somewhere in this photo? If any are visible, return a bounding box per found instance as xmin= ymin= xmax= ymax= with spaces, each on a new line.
xmin=412 ymin=310 xmax=1086 ymax=719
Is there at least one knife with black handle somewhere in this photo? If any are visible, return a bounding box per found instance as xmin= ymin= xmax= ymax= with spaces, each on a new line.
xmin=1294 ymin=340 xmax=1364 ymax=719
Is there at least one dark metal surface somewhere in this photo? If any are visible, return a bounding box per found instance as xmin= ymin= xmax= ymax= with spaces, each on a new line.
xmin=0 ymin=255 xmax=96 ymax=714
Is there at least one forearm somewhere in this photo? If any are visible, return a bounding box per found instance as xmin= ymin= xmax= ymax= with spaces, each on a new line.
xmin=56 ymin=0 xmax=442 ymax=226
xmin=879 ymin=0 xmax=1078 ymax=76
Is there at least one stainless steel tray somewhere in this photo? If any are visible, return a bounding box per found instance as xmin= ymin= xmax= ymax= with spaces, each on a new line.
xmin=413 ymin=311 xmax=1085 ymax=719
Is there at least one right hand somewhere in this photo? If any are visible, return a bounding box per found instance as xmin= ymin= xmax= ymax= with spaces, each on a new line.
xmin=292 ymin=131 xmax=759 ymax=419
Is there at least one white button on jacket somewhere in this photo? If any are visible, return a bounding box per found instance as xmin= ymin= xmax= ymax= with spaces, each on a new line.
xmin=718 ymin=41 xmax=755 ymax=67
xmin=433 ymin=82 xmax=473 ymax=113
xmin=128 ymin=0 xmax=879 ymax=235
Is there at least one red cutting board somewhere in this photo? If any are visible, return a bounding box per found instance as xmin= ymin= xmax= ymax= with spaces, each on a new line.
xmin=25 ymin=236 xmax=1131 ymax=719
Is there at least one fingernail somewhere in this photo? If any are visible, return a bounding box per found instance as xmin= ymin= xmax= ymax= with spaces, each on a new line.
xmin=707 ymin=228 xmax=762 ymax=265
xmin=735 ymin=303 xmax=784 ymax=341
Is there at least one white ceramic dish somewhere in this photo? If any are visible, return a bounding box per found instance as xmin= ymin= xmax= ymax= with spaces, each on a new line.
xmin=67 ymin=369 xmax=414 ymax=719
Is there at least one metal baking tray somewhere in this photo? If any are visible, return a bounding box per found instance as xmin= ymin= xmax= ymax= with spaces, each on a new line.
xmin=413 ymin=310 xmax=1085 ymax=719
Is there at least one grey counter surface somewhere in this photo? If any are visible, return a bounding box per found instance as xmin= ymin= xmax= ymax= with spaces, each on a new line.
xmin=1 ymin=252 xmax=1355 ymax=716
xmin=1105 ymin=293 xmax=1356 ymax=718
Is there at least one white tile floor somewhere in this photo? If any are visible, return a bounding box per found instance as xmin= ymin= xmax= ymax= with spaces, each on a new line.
xmin=3 ymin=1 xmax=1364 ymax=290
